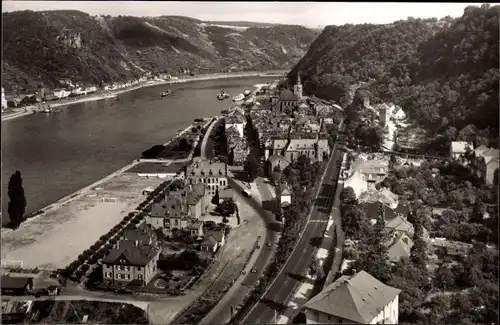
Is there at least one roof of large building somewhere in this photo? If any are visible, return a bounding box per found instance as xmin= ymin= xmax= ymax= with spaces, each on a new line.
xmin=358 ymin=188 xmax=399 ymax=210
xmin=186 ymin=158 xmax=227 ymax=177
xmin=303 ymin=270 xmax=400 ymax=323
xmin=279 ymin=89 xmax=298 ymax=101
xmin=387 ymin=233 xmax=413 ymax=262
xmin=268 ymin=154 xmax=291 ymax=166
xmin=1 ymin=276 xmax=33 ymax=289
xmin=123 ymin=228 xmax=152 ymax=245
xmin=451 ymin=141 xmax=473 ymax=154
xmin=102 ymin=240 xmax=159 ymax=266
xmin=286 ymin=138 xmax=317 ymax=151
xmin=352 ymin=159 xmax=389 ymax=175
xmin=151 ymin=183 xmax=206 ymax=218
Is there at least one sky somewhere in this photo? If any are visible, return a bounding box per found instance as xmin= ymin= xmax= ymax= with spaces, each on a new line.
xmin=2 ymin=1 xmax=480 ymax=28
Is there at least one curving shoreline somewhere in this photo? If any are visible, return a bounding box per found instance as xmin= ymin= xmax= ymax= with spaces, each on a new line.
xmin=0 ymin=119 xmax=209 ymax=234
xmin=1 ymin=70 xmax=285 ymax=122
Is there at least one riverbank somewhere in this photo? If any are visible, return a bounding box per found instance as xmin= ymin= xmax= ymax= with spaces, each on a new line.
xmin=1 ymin=116 xmax=211 ymax=233
xmin=1 ymin=70 xmax=285 ymax=122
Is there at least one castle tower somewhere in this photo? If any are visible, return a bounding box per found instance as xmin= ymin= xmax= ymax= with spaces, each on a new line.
xmin=293 ymin=71 xmax=303 ymax=100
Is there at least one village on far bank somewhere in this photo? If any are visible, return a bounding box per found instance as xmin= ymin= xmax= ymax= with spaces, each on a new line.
xmin=1 ymin=70 xmax=183 ymax=111
xmin=2 ymin=72 xmax=498 ymax=325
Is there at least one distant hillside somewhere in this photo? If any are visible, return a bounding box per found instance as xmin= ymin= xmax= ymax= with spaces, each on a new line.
xmin=289 ymin=4 xmax=499 ymax=136
xmin=2 ymin=10 xmax=319 ymax=91
xmin=203 ymin=20 xmax=283 ymax=28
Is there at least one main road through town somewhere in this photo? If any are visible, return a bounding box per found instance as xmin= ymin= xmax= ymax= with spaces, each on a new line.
xmin=200 ymin=117 xmax=278 ymax=324
xmin=242 ymin=127 xmax=345 ymax=324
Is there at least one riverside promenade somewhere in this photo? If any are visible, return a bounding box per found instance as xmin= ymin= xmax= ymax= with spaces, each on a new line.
xmin=1 ymin=118 xmax=211 ymax=270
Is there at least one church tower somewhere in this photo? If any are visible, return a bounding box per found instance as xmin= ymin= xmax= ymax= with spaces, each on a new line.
xmin=293 ymin=71 xmax=303 ymax=100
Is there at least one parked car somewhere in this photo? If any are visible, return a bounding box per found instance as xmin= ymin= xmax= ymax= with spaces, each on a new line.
xmin=266 ymin=242 xmax=272 ymax=248
xmin=251 ymin=268 xmax=257 ymax=273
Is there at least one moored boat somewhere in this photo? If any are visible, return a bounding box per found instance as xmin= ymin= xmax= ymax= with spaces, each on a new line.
xmin=217 ymin=90 xmax=230 ymax=100
xmin=161 ymin=90 xmax=171 ymax=97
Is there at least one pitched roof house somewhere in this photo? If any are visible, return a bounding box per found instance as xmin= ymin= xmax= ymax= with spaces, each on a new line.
xmin=102 ymin=235 xmax=160 ymax=285
xmin=1 ymin=276 xmax=34 ymax=295
xmin=186 ymin=158 xmax=228 ymax=195
xmin=344 ymin=172 xmax=369 ymax=198
xmin=473 ymin=146 xmax=499 ymax=185
xmin=450 ymin=141 xmax=473 ymax=159
xmin=200 ymin=229 xmax=226 ymax=252
xmin=384 ymin=215 xmax=429 ymax=239
xmin=358 ymin=188 xmax=399 ymax=210
xmin=303 ymin=270 xmax=401 ymax=324
xmin=387 ymin=232 xmax=414 ymax=263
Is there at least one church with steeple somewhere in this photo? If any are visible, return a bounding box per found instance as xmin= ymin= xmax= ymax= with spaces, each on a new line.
xmin=293 ymin=71 xmax=303 ymax=100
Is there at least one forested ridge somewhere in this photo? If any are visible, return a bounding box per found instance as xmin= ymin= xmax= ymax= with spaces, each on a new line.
xmin=289 ymin=4 xmax=499 ymax=141
xmin=2 ymin=10 xmax=318 ymax=91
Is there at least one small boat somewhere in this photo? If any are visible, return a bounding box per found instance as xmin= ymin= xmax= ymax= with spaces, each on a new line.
xmin=43 ymin=108 xmax=52 ymax=113
xmin=217 ymin=90 xmax=230 ymax=101
xmin=232 ymin=93 xmax=245 ymax=102
xmin=160 ymin=90 xmax=171 ymax=97
xmin=243 ymin=90 xmax=251 ymax=96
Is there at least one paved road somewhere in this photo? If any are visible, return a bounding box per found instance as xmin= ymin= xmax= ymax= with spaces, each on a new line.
xmin=197 ymin=114 xmax=278 ymax=323
xmin=242 ymin=145 xmax=345 ymax=323
xmin=200 ymin=177 xmax=278 ymax=324
xmin=200 ymin=117 xmax=219 ymax=158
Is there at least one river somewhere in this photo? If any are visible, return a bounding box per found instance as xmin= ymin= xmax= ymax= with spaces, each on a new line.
xmin=1 ymin=76 xmax=273 ymax=225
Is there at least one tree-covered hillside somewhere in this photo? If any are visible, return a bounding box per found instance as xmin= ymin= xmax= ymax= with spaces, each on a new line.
xmin=2 ymin=10 xmax=319 ymax=91
xmin=289 ymin=4 xmax=499 ymax=139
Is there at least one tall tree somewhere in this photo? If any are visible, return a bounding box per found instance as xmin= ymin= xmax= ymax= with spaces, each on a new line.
xmin=8 ymin=170 xmax=27 ymax=228
xmin=211 ymin=188 xmax=220 ymax=205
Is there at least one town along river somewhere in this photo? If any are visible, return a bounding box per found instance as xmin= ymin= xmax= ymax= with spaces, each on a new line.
xmin=1 ymin=76 xmax=273 ymax=225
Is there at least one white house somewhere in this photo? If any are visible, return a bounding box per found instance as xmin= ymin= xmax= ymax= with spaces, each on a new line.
xmin=84 ymin=86 xmax=98 ymax=94
xmin=450 ymin=141 xmax=474 ymax=159
xmin=1 ymin=88 xmax=7 ymax=110
xmin=53 ymin=89 xmax=71 ymax=99
xmin=391 ymin=105 xmax=406 ymax=120
xmin=344 ymin=172 xmax=369 ymax=198
xmin=71 ymin=88 xmax=84 ymax=96
xmin=322 ymin=117 xmax=334 ymax=125
xmin=280 ymin=186 xmax=292 ymax=208
xmin=303 ymin=270 xmax=401 ymax=324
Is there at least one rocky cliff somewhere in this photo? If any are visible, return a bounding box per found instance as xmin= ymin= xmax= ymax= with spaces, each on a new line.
xmin=2 ymin=10 xmax=319 ymax=91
